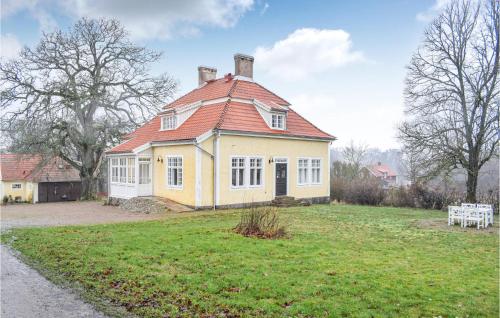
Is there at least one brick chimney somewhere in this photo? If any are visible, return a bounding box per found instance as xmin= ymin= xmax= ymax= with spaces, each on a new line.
xmin=198 ymin=66 xmax=217 ymax=87
xmin=234 ymin=53 xmax=254 ymax=79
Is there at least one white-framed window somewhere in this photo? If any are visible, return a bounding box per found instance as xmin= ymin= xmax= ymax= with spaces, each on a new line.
xmin=11 ymin=183 xmax=22 ymax=189
xmin=249 ymin=157 xmax=263 ymax=186
xmin=127 ymin=158 xmax=135 ymax=184
xmin=311 ymin=159 xmax=321 ymax=184
xmin=119 ymin=158 xmax=127 ymax=183
xmin=231 ymin=157 xmax=246 ymax=187
xmin=161 ymin=115 xmax=177 ymax=130
xmin=298 ymin=157 xmax=322 ymax=185
xmin=138 ymin=158 xmax=151 ymax=184
xmin=271 ymin=113 xmax=285 ymax=129
xmin=111 ymin=158 xmax=119 ymax=183
xmin=298 ymin=158 xmax=309 ymax=185
xmin=167 ymin=156 xmax=183 ymax=188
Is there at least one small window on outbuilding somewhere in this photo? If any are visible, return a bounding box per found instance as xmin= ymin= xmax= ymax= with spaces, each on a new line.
xmin=12 ymin=183 xmax=22 ymax=189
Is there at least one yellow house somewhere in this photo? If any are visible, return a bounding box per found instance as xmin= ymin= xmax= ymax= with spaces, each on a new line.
xmin=0 ymin=154 xmax=81 ymax=203
xmin=106 ymin=54 xmax=335 ymax=209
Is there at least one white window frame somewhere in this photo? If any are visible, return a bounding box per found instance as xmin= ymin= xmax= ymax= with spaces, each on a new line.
xmin=297 ymin=157 xmax=323 ymax=186
xmin=127 ymin=158 xmax=135 ymax=184
xmin=297 ymin=158 xmax=309 ymax=185
xmin=161 ymin=115 xmax=177 ymax=130
xmin=166 ymin=155 xmax=183 ymax=189
xmin=230 ymin=155 xmax=265 ymax=189
xmin=249 ymin=157 xmax=264 ymax=188
xmin=11 ymin=183 xmax=22 ymax=189
xmin=311 ymin=158 xmax=322 ymax=185
xmin=271 ymin=113 xmax=286 ymax=130
xmin=138 ymin=157 xmax=151 ymax=185
xmin=111 ymin=158 xmax=119 ymax=183
xmin=119 ymin=158 xmax=127 ymax=183
xmin=231 ymin=157 xmax=246 ymax=189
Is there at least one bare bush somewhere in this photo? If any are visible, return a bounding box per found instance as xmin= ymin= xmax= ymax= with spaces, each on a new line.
xmin=343 ymin=178 xmax=385 ymax=206
xmin=234 ymin=206 xmax=286 ymax=239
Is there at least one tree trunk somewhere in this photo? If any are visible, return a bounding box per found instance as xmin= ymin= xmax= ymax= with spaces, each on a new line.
xmin=465 ymin=169 xmax=478 ymax=203
xmin=80 ymin=174 xmax=96 ymax=200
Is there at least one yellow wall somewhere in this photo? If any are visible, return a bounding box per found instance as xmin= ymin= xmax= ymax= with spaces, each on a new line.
xmin=153 ymin=144 xmax=196 ymax=206
xmin=149 ymin=135 xmax=330 ymax=208
xmin=217 ymin=135 xmax=330 ymax=206
xmin=1 ymin=181 xmax=35 ymax=202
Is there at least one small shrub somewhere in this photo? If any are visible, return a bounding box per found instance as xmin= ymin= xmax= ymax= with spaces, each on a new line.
xmin=234 ymin=206 xmax=287 ymax=239
xmin=2 ymin=195 xmax=8 ymax=204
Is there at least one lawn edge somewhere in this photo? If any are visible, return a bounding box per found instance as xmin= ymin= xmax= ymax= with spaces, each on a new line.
xmin=1 ymin=241 xmax=138 ymax=318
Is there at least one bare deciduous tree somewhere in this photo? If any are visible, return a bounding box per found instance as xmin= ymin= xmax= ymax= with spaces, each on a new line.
xmin=342 ymin=140 xmax=368 ymax=179
xmin=0 ymin=18 xmax=177 ymax=199
xmin=399 ymin=0 xmax=499 ymax=202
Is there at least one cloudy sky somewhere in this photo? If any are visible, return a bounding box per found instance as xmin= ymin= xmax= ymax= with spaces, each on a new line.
xmin=0 ymin=0 xmax=447 ymax=149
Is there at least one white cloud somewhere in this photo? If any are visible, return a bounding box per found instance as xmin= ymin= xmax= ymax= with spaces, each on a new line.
xmin=62 ymin=0 xmax=254 ymax=39
xmin=254 ymin=28 xmax=364 ymax=81
xmin=0 ymin=34 xmax=22 ymax=59
xmin=0 ymin=0 xmax=254 ymax=39
xmin=416 ymin=0 xmax=452 ymax=22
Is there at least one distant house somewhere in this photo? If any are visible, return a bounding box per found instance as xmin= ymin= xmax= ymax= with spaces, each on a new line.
xmin=0 ymin=154 xmax=81 ymax=203
xmin=106 ymin=53 xmax=335 ymax=209
xmin=363 ymin=162 xmax=398 ymax=189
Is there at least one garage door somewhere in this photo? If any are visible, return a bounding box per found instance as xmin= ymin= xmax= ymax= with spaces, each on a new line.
xmin=38 ymin=182 xmax=82 ymax=202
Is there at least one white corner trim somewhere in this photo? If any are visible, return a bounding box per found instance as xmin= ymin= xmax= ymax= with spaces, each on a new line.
xmin=215 ymin=136 xmax=220 ymax=206
xmin=195 ymin=147 xmax=202 ymax=207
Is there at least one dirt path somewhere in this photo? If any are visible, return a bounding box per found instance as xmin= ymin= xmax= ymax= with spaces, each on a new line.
xmin=1 ymin=245 xmax=108 ymax=318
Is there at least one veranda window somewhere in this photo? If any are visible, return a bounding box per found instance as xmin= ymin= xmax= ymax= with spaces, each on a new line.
xmin=111 ymin=158 xmax=119 ymax=182
xmin=139 ymin=158 xmax=151 ymax=184
xmin=127 ymin=158 xmax=135 ymax=184
xmin=119 ymin=158 xmax=127 ymax=183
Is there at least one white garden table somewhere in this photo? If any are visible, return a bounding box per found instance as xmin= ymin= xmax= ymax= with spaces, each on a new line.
xmin=448 ymin=204 xmax=494 ymax=229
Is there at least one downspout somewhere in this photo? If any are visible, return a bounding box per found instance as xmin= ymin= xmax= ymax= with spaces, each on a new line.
xmin=213 ymin=130 xmax=219 ymax=210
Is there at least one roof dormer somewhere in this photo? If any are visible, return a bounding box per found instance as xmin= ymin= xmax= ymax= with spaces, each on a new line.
xmin=253 ymin=99 xmax=287 ymax=130
xmin=160 ymin=113 xmax=177 ymax=130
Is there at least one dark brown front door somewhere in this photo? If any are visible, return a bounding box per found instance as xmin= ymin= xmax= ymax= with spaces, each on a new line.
xmin=38 ymin=182 xmax=81 ymax=202
xmin=275 ymin=163 xmax=287 ymax=196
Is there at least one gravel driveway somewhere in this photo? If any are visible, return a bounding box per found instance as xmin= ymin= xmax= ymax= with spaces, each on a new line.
xmin=1 ymin=201 xmax=165 ymax=318
xmin=1 ymin=201 xmax=164 ymax=230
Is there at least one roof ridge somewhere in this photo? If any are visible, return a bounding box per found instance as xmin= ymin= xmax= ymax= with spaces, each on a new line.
xmin=215 ymin=80 xmax=238 ymax=129
xmin=251 ymin=81 xmax=290 ymax=106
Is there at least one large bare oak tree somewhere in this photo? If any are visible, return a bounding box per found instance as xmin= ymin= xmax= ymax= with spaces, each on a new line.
xmin=399 ymin=0 xmax=499 ymax=202
xmin=0 ymin=18 xmax=177 ymax=199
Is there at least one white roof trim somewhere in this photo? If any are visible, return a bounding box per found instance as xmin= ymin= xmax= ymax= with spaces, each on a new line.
xmin=133 ymin=143 xmax=152 ymax=154
xmin=196 ymin=130 xmax=214 ymax=143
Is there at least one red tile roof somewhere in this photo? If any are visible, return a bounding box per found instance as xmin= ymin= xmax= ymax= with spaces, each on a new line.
xmin=108 ymin=78 xmax=334 ymax=154
xmin=0 ymin=154 xmax=80 ymax=182
xmin=166 ymin=78 xmax=289 ymax=108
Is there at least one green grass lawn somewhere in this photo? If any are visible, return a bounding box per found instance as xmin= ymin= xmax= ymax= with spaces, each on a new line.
xmin=2 ymin=204 xmax=499 ymax=317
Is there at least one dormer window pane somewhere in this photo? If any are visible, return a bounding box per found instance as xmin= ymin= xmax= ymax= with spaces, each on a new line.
xmin=161 ymin=115 xmax=176 ymax=130
xmin=271 ymin=114 xmax=285 ymax=129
